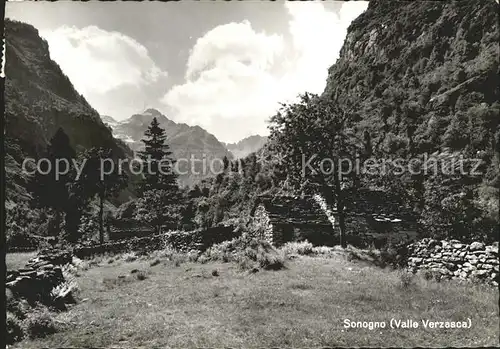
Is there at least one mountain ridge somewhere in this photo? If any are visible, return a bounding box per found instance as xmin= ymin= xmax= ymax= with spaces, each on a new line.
xmin=4 ymin=19 xmax=133 ymax=204
xmin=223 ymin=135 xmax=268 ymax=159
xmin=104 ymin=108 xmax=234 ymax=186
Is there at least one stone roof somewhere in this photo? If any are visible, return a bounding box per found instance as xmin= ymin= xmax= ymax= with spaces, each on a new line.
xmin=250 ymin=195 xmax=333 ymax=227
xmin=252 ymin=189 xmax=417 ymax=227
xmin=342 ymin=188 xmax=417 ymax=221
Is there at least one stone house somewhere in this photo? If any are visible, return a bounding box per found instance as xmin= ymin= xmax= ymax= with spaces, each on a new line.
xmin=249 ymin=195 xmax=336 ymax=246
xmin=250 ymin=190 xmax=419 ymax=247
xmin=342 ymin=188 xmax=420 ymax=247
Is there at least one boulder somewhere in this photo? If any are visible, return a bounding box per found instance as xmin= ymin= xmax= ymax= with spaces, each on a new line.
xmin=471 ymin=270 xmax=489 ymax=278
xmin=469 ymin=242 xmax=485 ymax=251
xmin=486 ymin=245 xmax=499 ymax=254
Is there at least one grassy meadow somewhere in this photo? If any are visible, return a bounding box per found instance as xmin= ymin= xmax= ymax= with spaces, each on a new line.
xmin=8 ymin=245 xmax=499 ymax=348
xmin=6 ymin=251 xmax=37 ymax=271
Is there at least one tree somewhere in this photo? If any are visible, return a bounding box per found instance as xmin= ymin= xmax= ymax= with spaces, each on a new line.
xmin=223 ymin=156 xmax=230 ymax=171
xmin=269 ymin=93 xmax=363 ymax=247
xmin=137 ymin=117 xmax=178 ymax=194
xmin=135 ymin=117 xmax=181 ymax=232
xmin=29 ymin=128 xmax=76 ymax=238
xmin=78 ymin=147 xmax=128 ymax=244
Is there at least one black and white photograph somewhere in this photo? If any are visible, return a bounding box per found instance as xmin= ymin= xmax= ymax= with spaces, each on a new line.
xmin=2 ymin=0 xmax=499 ymax=347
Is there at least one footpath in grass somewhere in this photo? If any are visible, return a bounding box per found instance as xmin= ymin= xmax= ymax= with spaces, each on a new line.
xmin=11 ymin=250 xmax=499 ymax=348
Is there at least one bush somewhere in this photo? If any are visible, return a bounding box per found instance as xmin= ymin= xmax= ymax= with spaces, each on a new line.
xmin=282 ymin=240 xmax=314 ymax=256
xmin=256 ymin=249 xmax=286 ymax=271
xmin=135 ymin=271 xmax=148 ymax=281
xmin=311 ymin=246 xmax=335 ymax=256
xmin=187 ymin=250 xmax=200 ymax=262
xmin=171 ymin=252 xmax=187 ymax=266
xmin=122 ymin=252 xmax=138 ymax=262
xmin=150 ymin=259 xmax=161 ymax=267
xmin=21 ymin=305 xmax=58 ymax=339
xmin=6 ymin=221 xmax=38 ymax=249
xmin=6 ymin=312 xmax=24 ymax=344
xmin=203 ymin=238 xmax=239 ymax=262
xmin=202 ymin=236 xmax=286 ymax=271
xmin=235 ymin=239 xmax=286 ymax=271
xmin=398 ymin=270 xmax=416 ymax=289
xmin=50 ymin=279 xmax=78 ymax=306
xmin=419 ymin=268 xmax=442 ymax=282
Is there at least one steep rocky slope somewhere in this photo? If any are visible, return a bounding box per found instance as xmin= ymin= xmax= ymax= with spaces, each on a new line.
xmin=4 ymin=19 xmax=132 ymax=204
xmin=107 ymin=109 xmax=233 ymax=186
xmin=192 ymin=0 xmax=499 ymax=241
xmin=223 ymin=135 xmax=268 ymax=159
xmin=324 ymin=0 xmax=499 ymax=161
xmin=321 ymin=0 xmax=499 ymax=241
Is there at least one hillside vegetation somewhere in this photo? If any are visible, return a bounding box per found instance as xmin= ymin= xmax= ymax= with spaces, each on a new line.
xmin=4 ymin=19 xmax=134 ymax=247
xmin=9 ymin=249 xmax=499 ymax=348
xmin=191 ymin=0 xmax=499 ymax=244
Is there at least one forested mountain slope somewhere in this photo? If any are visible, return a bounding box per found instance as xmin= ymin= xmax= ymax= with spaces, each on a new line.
xmin=4 ymin=19 xmax=132 ymax=204
xmin=324 ymin=0 xmax=499 ymax=163
xmin=191 ymin=0 xmax=499 ymax=243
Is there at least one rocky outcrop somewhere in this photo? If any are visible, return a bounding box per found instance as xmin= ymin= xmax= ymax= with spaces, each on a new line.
xmin=406 ymin=238 xmax=499 ymax=285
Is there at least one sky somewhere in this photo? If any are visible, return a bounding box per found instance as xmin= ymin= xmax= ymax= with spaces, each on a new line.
xmin=6 ymin=1 xmax=368 ymax=143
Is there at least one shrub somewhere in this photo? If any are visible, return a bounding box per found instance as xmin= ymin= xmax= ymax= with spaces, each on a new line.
xmin=202 ymin=238 xmax=238 ymax=262
xmin=187 ymin=250 xmax=200 ymax=262
xmin=135 ymin=271 xmax=148 ymax=281
xmin=50 ymin=280 xmax=78 ymax=306
xmin=202 ymin=236 xmax=286 ymax=271
xmin=6 ymin=312 xmax=24 ymax=344
xmin=257 ymin=250 xmax=286 ymax=270
xmin=21 ymin=305 xmax=58 ymax=339
xmin=6 ymin=221 xmax=38 ymax=249
xmin=235 ymin=239 xmax=286 ymax=271
xmin=171 ymin=253 xmax=187 ymax=266
xmin=419 ymin=268 xmax=442 ymax=282
xmin=312 ymin=246 xmax=335 ymax=256
xmin=398 ymin=270 xmax=416 ymax=289
xmin=237 ymin=257 xmax=255 ymax=271
xmin=197 ymin=255 xmax=208 ymax=264
xmin=282 ymin=240 xmax=314 ymax=256
xmin=122 ymin=252 xmax=138 ymax=262
xmin=150 ymin=259 xmax=161 ymax=267
xmin=7 ymin=298 xmax=30 ymax=321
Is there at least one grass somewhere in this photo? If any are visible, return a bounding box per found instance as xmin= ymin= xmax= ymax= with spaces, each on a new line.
xmin=10 ymin=250 xmax=499 ymax=348
xmin=6 ymin=251 xmax=37 ymax=270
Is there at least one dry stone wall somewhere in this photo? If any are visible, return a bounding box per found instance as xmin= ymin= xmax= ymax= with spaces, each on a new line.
xmin=406 ymin=238 xmax=499 ymax=285
xmin=73 ymin=226 xmax=240 ymax=258
xmin=6 ymin=249 xmax=74 ymax=308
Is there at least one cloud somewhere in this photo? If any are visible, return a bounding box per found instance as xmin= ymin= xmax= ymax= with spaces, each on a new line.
xmin=163 ymin=21 xmax=285 ymax=140
xmin=163 ymin=2 xmax=367 ymax=143
xmin=41 ymin=26 xmax=168 ymax=115
xmin=186 ymin=20 xmax=284 ymax=79
xmin=283 ymin=1 xmax=350 ymax=96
